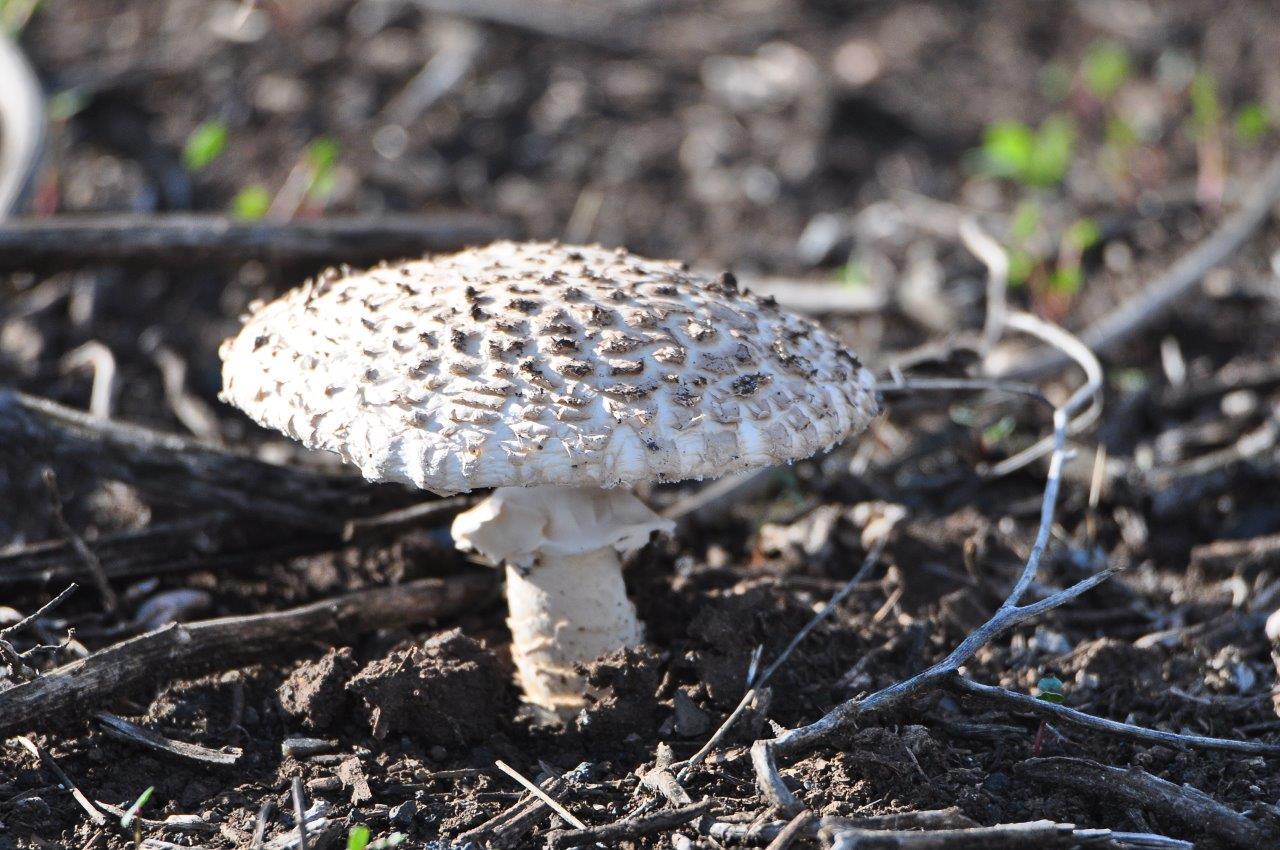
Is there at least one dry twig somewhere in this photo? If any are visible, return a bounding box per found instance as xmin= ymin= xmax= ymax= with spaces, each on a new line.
xmin=13 ymin=735 xmax=108 ymax=826
xmin=0 ymin=213 xmax=514 ymax=269
xmin=0 ymin=391 xmax=400 ymax=530
xmin=950 ymin=676 xmax=1280 ymax=755
xmin=545 ymin=801 xmax=715 ymax=849
xmin=1017 ymin=757 xmax=1275 ymax=846
xmin=94 ymin=711 xmax=243 ymax=765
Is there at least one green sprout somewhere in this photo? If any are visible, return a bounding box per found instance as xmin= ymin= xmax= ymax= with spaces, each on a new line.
xmin=304 ymin=137 xmax=341 ymax=203
xmin=837 ymin=259 xmax=868 ymax=289
xmin=1004 ymin=200 xmax=1040 ymax=287
xmin=1235 ymin=103 xmax=1271 ymax=144
xmin=980 ymin=115 xmax=1076 ymax=187
xmin=348 ymin=825 xmax=371 ymax=850
xmin=1063 ymin=217 xmax=1101 ymax=253
xmin=47 ymin=88 xmax=88 ymax=123
xmin=183 ymin=120 xmax=229 ymax=172
xmin=232 ymin=185 xmax=272 ymax=220
xmin=347 ymin=825 xmax=406 ymax=850
xmin=981 ymin=415 xmax=1017 ymax=447
xmin=1081 ymin=41 xmax=1131 ymax=100
xmin=1188 ymin=71 xmax=1221 ymax=138
xmin=1036 ymin=674 xmax=1066 ymax=704
xmin=1110 ymin=368 xmax=1149 ymax=393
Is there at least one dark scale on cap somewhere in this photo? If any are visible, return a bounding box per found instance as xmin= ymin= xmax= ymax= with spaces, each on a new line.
xmin=550 ymin=337 xmax=580 ymax=353
xmin=730 ymin=373 xmax=771 ymax=397
xmin=584 ymin=305 xmax=615 ymax=326
xmin=609 ymin=360 xmax=644 ymax=376
xmin=508 ymin=298 xmax=542 ymax=314
xmin=450 ymin=328 xmax=471 ymax=351
xmin=558 ymin=359 xmax=594 ymax=378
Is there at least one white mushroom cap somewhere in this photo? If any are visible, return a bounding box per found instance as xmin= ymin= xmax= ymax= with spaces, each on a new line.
xmin=220 ymin=241 xmax=880 ymax=495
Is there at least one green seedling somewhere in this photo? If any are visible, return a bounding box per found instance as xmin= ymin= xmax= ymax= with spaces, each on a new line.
xmin=1032 ymin=674 xmax=1065 ymax=755
xmin=232 ymin=185 xmax=272 ymax=220
xmin=979 ymin=114 xmax=1076 ymax=187
xmin=1052 ymin=217 xmax=1100 ymax=296
xmin=304 ymin=137 xmax=340 ymax=203
xmin=183 ymin=120 xmax=229 ymax=172
xmin=1188 ymin=70 xmax=1222 ymax=138
xmin=837 ymin=259 xmax=868 ymax=289
xmin=348 ymin=826 xmax=407 ymax=850
xmin=1235 ymin=103 xmax=1271 ymax=144
xmin=1081 ymin=41 xmax=1130 ymax=101
xmin=47 ymin=88 xmax=88 ymax=123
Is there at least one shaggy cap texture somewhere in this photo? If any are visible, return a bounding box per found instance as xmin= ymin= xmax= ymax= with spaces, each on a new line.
xmin=220 ymin=241 xmax=880 ymax=494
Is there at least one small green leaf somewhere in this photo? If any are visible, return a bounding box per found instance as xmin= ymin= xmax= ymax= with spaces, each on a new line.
xmin=837 ymin=261 xmax=868 ymax=289
xmin=949 ymin=405 xmax=978 ymax=428
xmin=232 ymin=185 xmax=272 ymax=220
xmin=1025 ymin=114 xmax=1075 ymax=186
xmin=305 ymin=137 xmax=341 ymax=202
xmin=1189 ymin=71 xmax=1221 ymax=136
xmin=48 ymin=88 xmax=87 ymax=122
xmin=120 ymin=785 xmax=154 ymax=828
xmin=183 ymin=120 xmax=229 ymax=172
xmin=347 ymin=825 xmax=371 ymax=850
xmin=1082 ymin=41 xmax=1131 ymax=100
xmin=1036 ymin=675 xmax=1066 ymax=704
xmin=1111 ymin=368 xmax=1149 ymax=393
xmin=981 ymin=415 xmax=1016 ymax=446
xmin=1235 ymin=103 xmax=1270 ymax=143
xmin=1050 ymin=266 xmax=1083 ymax=295
xmin=1104 ymin=116 xmax=1138 ymax=150
xmin=1007 ymin=248 xmax=1034 ymax=286
xmin=981 ymin=121 xmax=1036 ymax=180
xmin=1064 ymin=218 xmax=1101 ymax=252
xmin=1010 ymin=200 xmax=1040 ymax=242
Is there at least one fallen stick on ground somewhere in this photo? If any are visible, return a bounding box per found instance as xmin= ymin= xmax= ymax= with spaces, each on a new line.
xmin=950 ymin=676 xmax=1280 ymax=755
xmin=545 ymin=800 xmax=714 ymax=849
xmin=821 ymin=818 xmax=1180 ymax=849
xmin=704 ymin=809 xmax=978 ymax=846
xmin=0 ymin=213 xmax=515 ymax=269
xmin=0 ymin=391 xmax=403 ymax=530
xmin=1016 ymin=757 xmax=1275 ymax=847
xmin=0 ymin=516 xmax=334 ymax=586
xmin=94 ymin=711 xmax=243 ymax=766
xmin=0 ymin=575 xmax=492 ymax=737
xmin=13 ymin=735 xmax=107 ymax=827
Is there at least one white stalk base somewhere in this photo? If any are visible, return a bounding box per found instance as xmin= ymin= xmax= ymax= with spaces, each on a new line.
xmin=505 ymin=548 xmax=643 ymax=714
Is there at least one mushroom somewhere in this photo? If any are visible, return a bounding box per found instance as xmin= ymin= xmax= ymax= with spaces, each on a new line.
xmin=220 ymin=241 xmax=880 ymax=716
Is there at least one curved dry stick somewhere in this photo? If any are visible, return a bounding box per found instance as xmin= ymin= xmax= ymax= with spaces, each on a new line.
xmin=750 ymin=273 xmax=1107 ymax=810
xmin=0 ymin=31 xmax=45 ymax=217
xmin=950 ymin=676 xmax=1280 ymax=755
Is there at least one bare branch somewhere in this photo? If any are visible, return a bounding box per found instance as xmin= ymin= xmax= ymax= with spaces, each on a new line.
xmin=950 ymin=676 xmax=1280 ymax=755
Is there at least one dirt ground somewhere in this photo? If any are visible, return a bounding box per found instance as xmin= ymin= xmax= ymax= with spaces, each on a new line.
xmin=3 ymin=1 xmax=1280 ymax=848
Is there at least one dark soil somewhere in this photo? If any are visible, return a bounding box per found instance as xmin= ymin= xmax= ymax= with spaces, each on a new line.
xmin=4 ymin=2 xmax=1280 ymax=849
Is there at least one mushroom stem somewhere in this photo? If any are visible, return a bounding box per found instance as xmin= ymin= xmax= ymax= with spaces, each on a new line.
xmin=504 ymin=548 xmax=642 ymax=714
xmin=451 ymin=484 xmax=673 ymax=716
